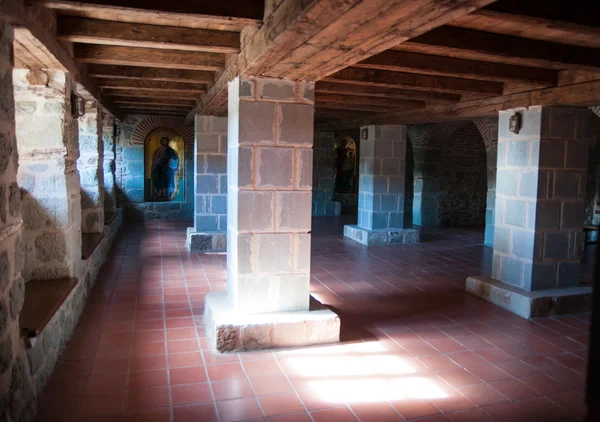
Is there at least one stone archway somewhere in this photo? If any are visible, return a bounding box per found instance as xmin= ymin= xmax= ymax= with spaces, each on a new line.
xmin=131 ymin=116 xmax=194 ymax=146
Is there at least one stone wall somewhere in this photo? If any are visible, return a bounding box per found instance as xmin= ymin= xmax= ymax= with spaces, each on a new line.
xmin=194 ymin=115 xmax=228 ymax=231
xmin=583 ymin=121 xmax=600 ymax=226
xmin=102 ymin=115 xmax=117 ymax=213
xmin=409 ymin=121 xmax=490 ymax=229
xmin=312 ymin=132 xmax=341 ymax=216
xmin=0 ymin=21 xmax=36 ymax=422
xmin=14 ymin=69 xmax=82 ymax=281
xmin=78 ymin=102 xmax=104 ymax=232
xmin=116 ymin=114 xmax=194 ymax=220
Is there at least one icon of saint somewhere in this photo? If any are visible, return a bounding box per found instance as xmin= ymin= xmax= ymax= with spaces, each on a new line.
xmin=151 ymin=137 xmax=179 ymax=200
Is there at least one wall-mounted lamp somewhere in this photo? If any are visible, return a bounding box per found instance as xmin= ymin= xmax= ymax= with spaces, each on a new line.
xmin=509 ymin=112 xmax=522 ymax=134
xmin=361 ymin=127 xmax=368 ymax=140
xmin=71 ymin=93 xmax=85 ymax=117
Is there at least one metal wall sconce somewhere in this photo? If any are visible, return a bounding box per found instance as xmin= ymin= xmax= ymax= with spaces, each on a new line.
xmin=71 ymin=93 xmax=85 ymax=117
xmin=509 ymin=112 xmax=522 ymax=134
xmin=361 ymin=126 xmax=368 ymax=140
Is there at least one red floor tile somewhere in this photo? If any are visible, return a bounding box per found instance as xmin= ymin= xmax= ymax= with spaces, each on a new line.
xmin=217 ymin=397 xmax=263 ymax=422
xmin=33 ymin=221 xmax=592 ymax=422
xmin=171 ymin=382 xmax=212 ymax=405
xmin=258 ymin=392 xmax=305 ymax=417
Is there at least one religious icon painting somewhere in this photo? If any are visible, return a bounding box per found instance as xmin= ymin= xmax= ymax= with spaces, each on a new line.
xmin=144 ymin=127 xmax=185 ymax=202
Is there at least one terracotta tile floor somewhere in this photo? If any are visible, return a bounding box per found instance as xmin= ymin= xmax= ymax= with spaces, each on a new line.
xmin=36 ymin=217 xmax=592 ymax=422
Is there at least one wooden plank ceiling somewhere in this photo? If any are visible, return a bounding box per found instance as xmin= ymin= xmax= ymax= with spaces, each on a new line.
xmin=314 ymin=0 xmax=600 ymax=127
xmin=34 ymin=0 xmax=264 ymax=117
xmin=13 ymin=0 xmax=600 ymax=123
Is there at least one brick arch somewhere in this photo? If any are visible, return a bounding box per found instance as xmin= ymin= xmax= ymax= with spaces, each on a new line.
xmin=472 ymin=117 xmax=498 ymax=149
xmin=130 ymin=116 xmax=194 ymax=146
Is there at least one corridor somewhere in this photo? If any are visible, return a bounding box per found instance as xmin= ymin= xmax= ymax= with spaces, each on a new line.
xmin=36 ymin=219 xmax=590 ymax=422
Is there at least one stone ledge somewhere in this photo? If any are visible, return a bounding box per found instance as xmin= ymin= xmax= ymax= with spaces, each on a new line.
xmin=343 ymin=225 xmax=419 ymax=246
xmin=204 ymin=292 xmax=340 ymax=353
xmin=186 ymin=228 xmax=226 ymax=252
xmin=466 ymin=275 xmax=592 ymax=319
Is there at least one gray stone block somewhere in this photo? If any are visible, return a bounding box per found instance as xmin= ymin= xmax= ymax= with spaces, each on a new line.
xmin=553 ymin=171 xmax=579 ymax=199
xmin=238 ymin=191 xmax=274 ymax=232
xmin=493 ymin=226 xmax=510 ymax=254
xmin=255 ymin=234 xmax=293 ymax=273
xmin=526 ymin=262 xmax=557 ymax=291
xmin=380 ymin=195 xmax=398 ymax=212
xmin=276 ymin=191 xmax=311 ymax=231
xmin=257 ymin=147 xmax=294 ymax=188
xmin=565 ymin=142 xmax=588 ymax=170
xmin=507 ymin=141 xmax=529 ymax=167
xmin=373 ymin=176 xmax=387 ymax=194
xmin=518 ymin=170 xmax=540 ymax=199
xmin=197 ymin=175 xmax=218 ymax=194
xmin=206 ymin=155 xmax=227 ymax=174
xmin=278 ymin=103 xmax=313 ymax=146
xmin=258 ymin=79 xmax=295 ymax=100
xmin=211 ymin=195 xmax=227 ymax=215
xmin=500 ymin=256 xmax=523 ymax=287
xmin=539 ymin=140 xmax=565 ymax=168
xmin=511 ymin=229 xmax=536 ymax=259
xmin=504 ymin=199 xmax=527 ymax=227
xmin=561 ymin=201 xmax=584 ymax=229
xmin=388 ymin=177 xmax=405 ymax=194
xmin=535 ymin=200 xmax=560 ymax=229
xmin=543 ymin=232 xmax=569 ymax=260
xmin=496 ymin=169 xmax=518 ymax=196
xmin=195 ymin=215 xmax=218 ymax=231
xmin=239 ymin=101 xmax=275 ymax=144
xmin=557 ymin=262 xmax=580 ymax=287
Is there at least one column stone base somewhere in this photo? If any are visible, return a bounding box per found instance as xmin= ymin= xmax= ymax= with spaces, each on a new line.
xmin=466 ymin=276 xmax=592 ymax=319
xmin=185 ymin=227 xmax=226 ymax=252
xmin=344 ymin=225 xmax=419 ymax=246
xmin=204 ymin=292 xmax=341 ymax=353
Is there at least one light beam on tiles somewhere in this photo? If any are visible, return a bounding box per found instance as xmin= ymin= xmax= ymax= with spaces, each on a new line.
xmin=287 ymin=354 xmax=415 ymax=377
xmin=278 ymin=341 xmax=386 ymax=356
xmin=310 ymin=377 xmax=447 ymax=404
xmin=389 ymin=378 xmax=447 ymax=399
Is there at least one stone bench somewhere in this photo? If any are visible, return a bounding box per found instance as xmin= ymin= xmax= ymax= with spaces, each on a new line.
xmin=82 ymin=232 xmax=105 ymax=260
xmin=19 ymin=278 xmax=78 ymax=348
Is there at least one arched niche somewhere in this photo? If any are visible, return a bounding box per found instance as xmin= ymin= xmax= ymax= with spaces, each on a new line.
xmin=144 ymin=127 xmax=185 ymax=202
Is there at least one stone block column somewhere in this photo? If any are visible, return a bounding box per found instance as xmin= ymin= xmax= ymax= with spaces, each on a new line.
xmin=204 ymin=76 xmax=339 ymax=352
xmin=344 ymin=125 xmax=419 ymax=245
xmin=78 ymin=102 xmax=104 ymax=232
xmin=312 ymin=131 xmax=341 ymax=216
xmin=102 ymin=115 xmax=117 ymax=213
xmin=14 ymin=69 xmax=82 ymax=280
xmin=186 ymin=115 xmax=227 ymax=252
xmin=467 ymin=106 xmax=595 ymax=318
xmin=0 ymin=21 xmax=36 ymax=421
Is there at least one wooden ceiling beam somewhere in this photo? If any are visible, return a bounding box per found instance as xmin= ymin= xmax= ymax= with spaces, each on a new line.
xmin=86 ymin=64 xmax=214 ymax=83
xmin=351 ymin=78 xmax=600 ymax=125
xmin=101 ymin=89 xmax=201 ymax=100
xmin=315 ymin=81 xmax=461 ymax=103
xmin=190 ymin=0 xmax=495 ymax=119
xmin=450 ymin=10 xmax=600 ymax=49
xmin=324 ymin=67 xmax=504 ymax=95
xmin=57 ymin=17 xmax=240 ymax=53
xmin=95 ymin=79 xmax=207 ymax=93
xmin=39 ymin=1 xmax=263 ymax=31
xmin=74 ymin=44 xmax=225 ymax=71
xmin=355 ymin=50 xmax=558 ymax=86
xmin=316 ymin=102 xmax=396 ymax=113
xmin=316 ymin=93 xmax=425 ymax=109
xmin=110 ymin=96 xmax=197 ymax=106
xmin=395 ymin=26 xmax=600 ymax=71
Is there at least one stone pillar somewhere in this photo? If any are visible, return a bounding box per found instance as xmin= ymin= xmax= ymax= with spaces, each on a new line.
xmin=344 ymin=125 xmax=419 ymax=245
xmin=204 ymin=76 xmax=339 ymax=352
xmin=312 ymin=131 xmax=341 ymax=216
xmin=467 ymin=106 xmax=595 ymax=318
xmin=14 ymin=69 xmax=82 ymax=280
xmin=0 ymin=21 xmax=36 ymax=422
xmin=186 ymin=115 xmax=227 ymax=251
xmin=78 ymin=102 xmax=104 ymax=232
xmin=102 ymin=114 xmax=117 ymax=213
